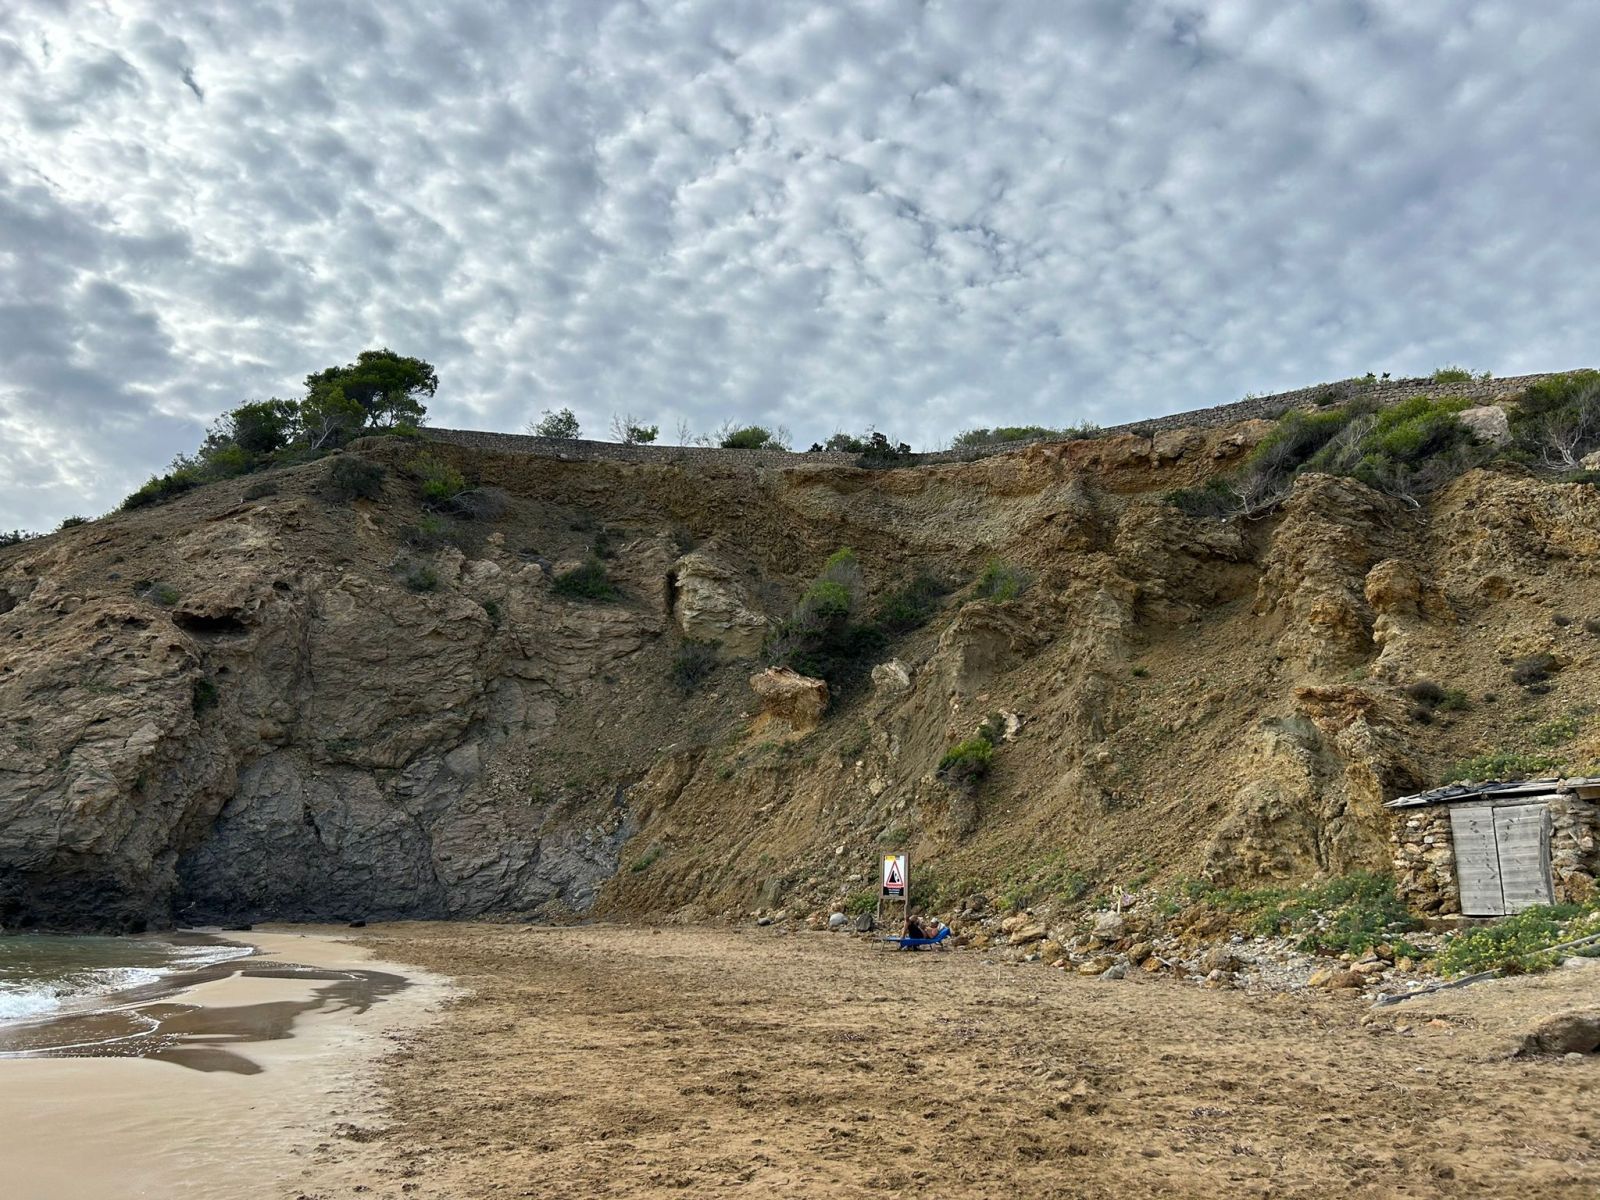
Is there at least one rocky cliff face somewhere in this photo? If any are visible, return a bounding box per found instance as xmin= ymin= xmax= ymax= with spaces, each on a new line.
xmin=5 ymin=422 xmax=1600 ymax=930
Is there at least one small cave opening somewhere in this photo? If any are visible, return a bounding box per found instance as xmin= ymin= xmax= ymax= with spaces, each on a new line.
xmin=664 ymin=569 xmax=679 ymax=617
xmin=171 ymin=611 xmax=249 ymax=638
xmin=0 ymin=589 xmax=14 ymax=616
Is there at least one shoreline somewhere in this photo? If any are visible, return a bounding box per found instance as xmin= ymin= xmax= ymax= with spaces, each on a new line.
xmin=0 ymin=924 xmax=452 ymax=1200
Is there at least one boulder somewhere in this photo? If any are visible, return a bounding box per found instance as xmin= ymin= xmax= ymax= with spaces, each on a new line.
xmin=749 ymin=667 xmax=829 ymax=733
xmin=1092 ymin=911 xmax=1127 ymax=942
xmin=1519 ymin=1011 xmax=1600 ymax=1056
xmin=828 ymin=912 xmax=848 ymax=930
xmin=1458 ymin=405 xmax=1510 ymax=447
xmin=1008 ymin=924 xmax=1048 ymax=946
xmin=870 ymin=659 xmax=914 ymax=694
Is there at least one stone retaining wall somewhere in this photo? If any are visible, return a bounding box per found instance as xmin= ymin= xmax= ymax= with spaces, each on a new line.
xmin=421 ymin=370 xmax=1577 ymax=470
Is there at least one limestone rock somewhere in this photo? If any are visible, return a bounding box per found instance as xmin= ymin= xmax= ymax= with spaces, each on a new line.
xmin=671 ymin=549 xmax=767 ymax=657
xmin=871 ymin=659 xmax=914 ymax=693
xmin=749 ymin=667 xmax=829 ymax=733
xmin=1458 ymin=405 xmax=1510 ymax=447
xmin=1092 ymin=911 xmax=1127 ymax=942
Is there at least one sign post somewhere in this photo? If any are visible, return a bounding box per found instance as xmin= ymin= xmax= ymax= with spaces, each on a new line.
xmin=878 ymin=852 xmax=909 ymax=935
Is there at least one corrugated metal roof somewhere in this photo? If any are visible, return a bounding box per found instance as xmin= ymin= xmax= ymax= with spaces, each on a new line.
xmin=1385 ymin=776 xmax=1600 ymax=809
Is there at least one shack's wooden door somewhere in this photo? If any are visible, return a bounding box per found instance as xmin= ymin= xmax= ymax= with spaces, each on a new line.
xmin=1449 ymin=801 xmax=1554 ymax=916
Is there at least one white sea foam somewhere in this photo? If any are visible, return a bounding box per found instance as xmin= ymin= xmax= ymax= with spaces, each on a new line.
xmin=0 ymin=939 xmax=253 ymax=1028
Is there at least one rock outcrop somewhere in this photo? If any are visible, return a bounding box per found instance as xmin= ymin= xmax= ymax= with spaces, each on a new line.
xmin=5 ymin=407 xmax=1600 ymax=931
xmin=749 ymin=667 xmax=829 ymax=734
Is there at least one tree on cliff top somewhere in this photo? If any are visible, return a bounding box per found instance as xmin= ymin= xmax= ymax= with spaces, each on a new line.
xmin=303 ymin=349 xmax=437 ymax=431
xmin=121 ymin=349 xmax=438 ymax=510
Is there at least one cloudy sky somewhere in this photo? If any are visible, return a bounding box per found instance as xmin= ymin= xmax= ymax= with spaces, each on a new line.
xmin=2 ymin=1 xmax=1596 ymax=529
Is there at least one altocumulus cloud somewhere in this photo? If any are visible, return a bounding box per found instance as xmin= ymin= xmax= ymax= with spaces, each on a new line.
xmin=2 ymin=0 xmax=1597 ymax=529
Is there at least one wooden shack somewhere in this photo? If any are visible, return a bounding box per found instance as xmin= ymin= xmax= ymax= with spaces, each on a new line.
xmin=1386 ymin=777 xmax=1600 ymax=916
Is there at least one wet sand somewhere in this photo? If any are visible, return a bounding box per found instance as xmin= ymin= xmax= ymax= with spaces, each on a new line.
xmin=337 ymin=923 xmax=1600 ymax=1200
xmin=0 ymin=928 xmax=448 ymax=1200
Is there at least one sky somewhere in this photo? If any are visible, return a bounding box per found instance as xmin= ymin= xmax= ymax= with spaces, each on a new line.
xmin=2 ymin=0 xmax=1597 ymax=530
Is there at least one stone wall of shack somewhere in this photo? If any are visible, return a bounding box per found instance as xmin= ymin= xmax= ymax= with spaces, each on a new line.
xmin=1392 ymin=807 xmax=1458 ymax=915
xmin=1391 ymin=798 xmax=1600 ymax=914
xmin=1550 ymin=795 xmax=1600 ymax=904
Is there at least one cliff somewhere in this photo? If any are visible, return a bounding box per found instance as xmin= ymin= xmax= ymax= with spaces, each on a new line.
xmin=5 ymin=404 xmax=1600 ymax=931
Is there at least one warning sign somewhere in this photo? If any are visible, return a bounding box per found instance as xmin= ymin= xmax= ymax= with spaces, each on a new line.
xmin=880 ymin=853 xmax=908 ymax=899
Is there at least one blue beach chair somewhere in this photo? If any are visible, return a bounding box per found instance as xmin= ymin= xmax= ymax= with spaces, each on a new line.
xmin=883 ymin=925 xmax=951 ymax=951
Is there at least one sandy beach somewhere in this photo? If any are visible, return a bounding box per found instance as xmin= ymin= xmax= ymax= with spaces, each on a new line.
xmin=324 ymin=922 xmax=1598 ymax=1200
xmin=4 ymin=922 xmax=1597 ymax=1199
xmin=0 ymin=928 xmax=449 ymax=1200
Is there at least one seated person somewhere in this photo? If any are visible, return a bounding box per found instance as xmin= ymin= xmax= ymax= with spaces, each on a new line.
xmin=904 ymin=913 xmax=946 ymax=939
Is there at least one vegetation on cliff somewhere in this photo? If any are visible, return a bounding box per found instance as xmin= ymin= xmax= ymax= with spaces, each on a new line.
xmin=122 ymin=348 xmax=436 ymax=510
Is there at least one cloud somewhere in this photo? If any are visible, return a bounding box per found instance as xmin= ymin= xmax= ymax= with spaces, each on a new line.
xmin=1 ymin=0 xmax=1598 ymax=529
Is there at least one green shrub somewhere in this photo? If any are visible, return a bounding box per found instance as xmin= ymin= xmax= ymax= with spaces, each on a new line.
xmin=242 ymin=479 xmax=280 ymax=501
xmin=403 ymin=564 xmax=439 ymax=593
xmin=936 ymin=737 xmax=994 ymax=787
xmin=480 ymin=598 xmax=502 ymax=626
xmin=671 ymin=639 xmax=719 ymax=691
xmin=1447 ymin=750 xmax=1562 ymax=783
xmin=991 ymin=851 xmax=1090 ymax=912
xmin=530 ymin=407 xmax=581 ymax=439
xmin=629 ymin=845 xmax=663 ymax=873
xmin=552 ymin=558 xmax=619 ymax=601
xmin=720 ymin=425 xmax=778 ymax=450
xmin=329 ymin=456 xmax=386 ymax=501
xmin=873 ymin=572 xmax=948 ymax=635
xmin=1510 ymin=653 xmax=1558 ymax=687
xmin=448 ymin=486 xmax=509 ymax=521
xmin=854 ymin=432 xmax=915 ymax=468
xmin=409 ymin=453 xmax=467 ymax=505
xmin=950 ymin=422 xmax=1102 ymax=451
xmin=1430 ymin=366 xmax=1476 ymax=383
xmin=148 ymin=583 xmax=180 ymax=607
xmin=1184 ymin=872 xmax=1420 ymax=957
xmin=1533 ymin=711 xmax=1585 ymax=747
xmin=843 ymin=889 xmax=878 ymax=915
xmin=0 ymin=529 xmax=38 ymax=548
xmin=122 ymin=469 xmax=203 ymax=510
xmin=1508 ymin=370 xmax=1600 ymax=468
xmin=1405 ymin=680 xmax=1446 ymax=706
xmin=811 ymin=432 xmax=869 ymax=453
xmin=56 ymin=515 xmax=88 ymax=530
xmin=191 ymin=676 xmax=219 ymax=716
xmin=1165 ymin=478 xmax=1239 ymax=518
xmin=974 ymin=559 xmax=1028 ymax=601
xmin=1433 ymin=903 xmax=1600 ymax=977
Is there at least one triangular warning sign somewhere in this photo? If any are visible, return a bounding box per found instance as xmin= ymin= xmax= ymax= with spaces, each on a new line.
xmin=884 ymin=859 xmax=904 ymax=888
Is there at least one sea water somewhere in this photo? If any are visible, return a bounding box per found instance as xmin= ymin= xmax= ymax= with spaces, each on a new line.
xmin=0 ymin=934 xmax=253 ymax=1025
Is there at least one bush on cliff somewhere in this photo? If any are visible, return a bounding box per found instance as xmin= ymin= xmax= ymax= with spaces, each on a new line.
xmin=720 ymin=425 xmax=780 ymax=450
xmin=974 ymin=559 xmax=1028 ymax=601
xmin=410 ymin=453 xmax=468 ymax=506
xmin=1508 ymin=370 xmax=1600 ymax=469
xmin=328 ymin=456 xmax=386 ymax=501
xmin=936 ymin=737 xmax=994 ymax=787
xmin=553 ymin=558 xmax=620 ymax=601
xmin=671 ymin=639 xmax=719 ymax=692
xmin=950 ymin=421 xmax=1101 ymax=451
xmin=119 ymin=349 xmax=436 ymax=510
xmin=1165 ymin=392 xmax=1487 ymax=517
